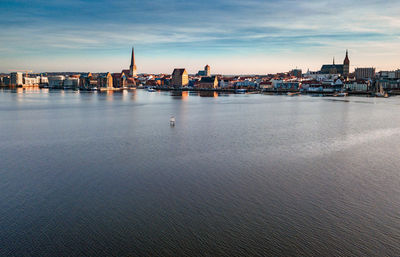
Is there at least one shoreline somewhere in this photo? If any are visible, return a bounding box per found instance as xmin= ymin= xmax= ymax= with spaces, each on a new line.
xmin=1 ymin=85 xmax=399 ymax=97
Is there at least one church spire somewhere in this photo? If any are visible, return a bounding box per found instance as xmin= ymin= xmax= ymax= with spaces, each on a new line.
xmin=129 ymin=47 xmax=137 ymax=77
xmin=333 ymin=57 xmax=335 ymax=65
xmin=343 ymin=49 xmax=350 ymax=65
xmin=343 ymin=49 xmax=350 ymax=77
xmin=130 ymin=47 xmax=135 ymax=68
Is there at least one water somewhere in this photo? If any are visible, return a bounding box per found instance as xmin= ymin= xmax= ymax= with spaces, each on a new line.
xmin=1 ymin=89 xmax=400 ymax=256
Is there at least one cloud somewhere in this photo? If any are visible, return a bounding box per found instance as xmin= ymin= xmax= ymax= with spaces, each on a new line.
xmin=0 ymin=0 xmax=399 ymax=73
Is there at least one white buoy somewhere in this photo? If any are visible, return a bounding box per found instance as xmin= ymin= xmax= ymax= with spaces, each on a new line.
xmin=170 ymin=116 xmax=175 ymax=126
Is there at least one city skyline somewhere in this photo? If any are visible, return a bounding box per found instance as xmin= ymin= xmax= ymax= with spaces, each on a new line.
xmin=1 ymin=0 xmax=400 ymax=74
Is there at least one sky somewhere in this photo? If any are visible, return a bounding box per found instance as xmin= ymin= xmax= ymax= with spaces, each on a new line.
xmin=0 ymin=0 xmax=400 ymax=74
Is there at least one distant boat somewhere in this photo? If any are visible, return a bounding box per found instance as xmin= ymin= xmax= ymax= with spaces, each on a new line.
xmin=147 ymin=87 xmax=156 ymax=92
xmin=375 ymin=85 xmax=388 ymax=98
xmin=287 ymin=92 xmax=300 ymax=96
xmin=170 ymin=116 xmax=175 ymax=126
xmin=333 ymin=92 xmax=348 ymax=97
xmin=235 ymin=89 xmax=246 ymax=94
xmin=375 ymin=92 xmax=389 ymax=98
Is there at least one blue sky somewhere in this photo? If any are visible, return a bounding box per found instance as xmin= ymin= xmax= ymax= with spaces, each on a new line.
xmin=0 ymin=0 xmax=399 ymax=74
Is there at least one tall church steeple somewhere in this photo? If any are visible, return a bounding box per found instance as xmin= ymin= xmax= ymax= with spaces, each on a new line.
xmin=343 ymin=49 xmax=350 ymax=77
xmin=130 ymin=47 xmax=137 ymax=77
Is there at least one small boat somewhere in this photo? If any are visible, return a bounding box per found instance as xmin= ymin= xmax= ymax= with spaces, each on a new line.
xmin=333 ymin=92 xmax=348 ymax=97
xmin=235 ymin=89 xmax=246 ymax=94
xmin=287 ymin=92 xmax=300 ymax=96
xmin=375 ymin=85 xmax=389 ymax=98
xmin=147 ymin=87 xmax=156 ymax=92
xmin=170 ymin=116 xmax=175 ymax=126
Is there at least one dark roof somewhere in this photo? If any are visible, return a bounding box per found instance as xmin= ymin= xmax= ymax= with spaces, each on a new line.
xmin=320 ymin=64 xmax=344 ymax=74
xmin=172 ymin=69 xmax=186 ymax=75
xmin=321 ymin=64 xmax=344 ymax=69
xmin=200 ymin=76 xmax=216 ymax=83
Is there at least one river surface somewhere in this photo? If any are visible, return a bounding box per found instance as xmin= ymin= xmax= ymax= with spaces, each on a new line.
xmin=1 ymin=88 xmax=400 ymax=256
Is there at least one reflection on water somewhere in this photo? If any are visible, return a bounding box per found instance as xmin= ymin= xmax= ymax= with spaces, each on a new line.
xmin=199 ymin=91 xmax=218 ymax=97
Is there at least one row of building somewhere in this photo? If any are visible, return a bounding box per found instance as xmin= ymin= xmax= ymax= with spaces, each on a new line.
xmin=1 ymin=48 xmax=399 ymax=93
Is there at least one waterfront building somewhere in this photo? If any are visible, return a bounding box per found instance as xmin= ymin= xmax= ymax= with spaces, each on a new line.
xmin=98 ymin=73 xmax=113 ymax=89
xmin=171 ymin=68 xmax=189 ymax=88
xmin=302 ymin=80 xmax=323 ymax=92
xmin=64 ymin=77 xmax=80 ymax=89
xmin=235 ymin=79 xmax=257 ymax=89
xmin=195 ymin=76 xmax=218 ymax=89
xmin=345 ymin=80 xmax=370 ymax=92
xmin=48 ymin=76 xmax=65 ymax=88
xmin=111 ymin=73 xmax=127 ymax=88
xmin=129 ymin=47 xmax=137 ymax=77
xmin=272 ymin=80 xmax=300 ymax=90
xmin=10 ymin=72 xmax=23 ymax=86
xmin=376 ymin=79 xmax=400 ymax=92
xmin=39 ymin=76 xmax=49 ymax=85
xmin=355 ymin=68 xmax=375 ymax=80
xmin=259 ymin=81 xmax=273 ymax=89
xmin=378 ymin=70 xmax=400 ymax=79
xmin=3 ymin=76 xmax=10 ymax=86
xmin=79 ymin=73 xmax=91 ymax=89
xmin=23 ymin=76 xmax=40 ymax=86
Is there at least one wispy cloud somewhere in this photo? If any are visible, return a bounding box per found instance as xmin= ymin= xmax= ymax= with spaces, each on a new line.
xmin=0 ymin=0 xmax=399 ymax=73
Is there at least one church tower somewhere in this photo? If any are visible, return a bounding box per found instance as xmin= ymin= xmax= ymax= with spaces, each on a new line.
xmin=205 ymin=65 xmax=211 ymax=77
xmin=130 ymin=47 xmax=137 ymax=77
xmin=343 ymin=49 xmax=350 ymax=77
xmin=329 ymin=57 xmax=337 ymax=74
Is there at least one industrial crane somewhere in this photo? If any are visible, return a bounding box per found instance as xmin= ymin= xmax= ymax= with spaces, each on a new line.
xmin=8 ymin=69 xmax=33 ymax=77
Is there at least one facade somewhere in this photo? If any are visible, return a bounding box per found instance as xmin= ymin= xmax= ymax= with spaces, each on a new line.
xmin=10 ymin=72 xmax=23 ymax=86
xmin=355 ymin=68 xmax=375 ymax=80
xmin=3 ymin=76 xmax=10 ymax=86
xmin=195 ymin=76 xmax=218 ymax=89
xmin=345 ymin=80 xmax=370 ymax=92
xmin=39 ymin=76 xmax=49 ymax=85
xmin=111 ymin=73 xmax=127 ymax=88
xmin=378 ymin=70 xmax=400 ymax=79
xmin=79 ymin=73 xmax=93 ymax=89
xmin=376 ymin=79 xmax=400 ymax=91
xmin=64 ymin=77 xmax=80 ymax=88
xmin=98 ymin=73 xmax=113 ymax=89
xmin=23 ymin=76 xmax=40 ymax=86
xmin=171 ymin=68 xmax=189 ymax=87
xmin=273 ymin=80 xmax=300 ymax=90
xmin=48 ymin=76 xmax=65 ymax=88
xmin=235 ymin=80 xmax=257 ymax=89
xmin=129 ymin=47 xmax=137 ymax=77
